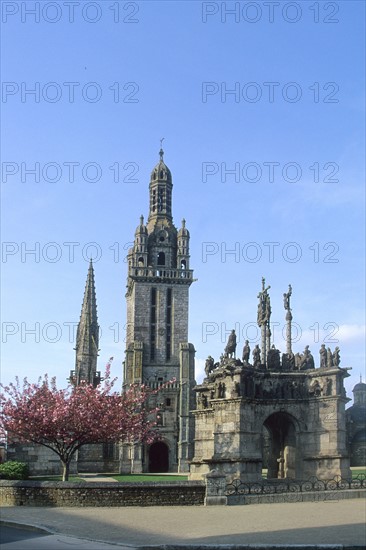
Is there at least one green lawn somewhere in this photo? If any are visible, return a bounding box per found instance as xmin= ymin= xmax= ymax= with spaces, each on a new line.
xmin=28 ymin=468 xmax=366 ymax=483
xmin=351 ymin=466 xmax=366 ymax=478
xmin=29 ymin=474 xmax=188 ymax=482
xmin=29 ymin=475 xmax=86 ymax=482
xmin=109 ymin=474 xmax=189 ymax=482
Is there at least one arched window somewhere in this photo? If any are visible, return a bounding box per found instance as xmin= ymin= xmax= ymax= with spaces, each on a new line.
xmin=157 ymin=252 xmax=165 ymax=266
xmin=138 ymin=257 xmax=144 ymax=266
xmin=181 ymin=259 xmax=186 ymax=269
xmin=158 ymin=188 xmax=164 ymax=212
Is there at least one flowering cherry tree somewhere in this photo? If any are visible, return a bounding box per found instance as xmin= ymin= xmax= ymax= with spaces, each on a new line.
xmin=0 ymin=359 xmax=160 ymax=481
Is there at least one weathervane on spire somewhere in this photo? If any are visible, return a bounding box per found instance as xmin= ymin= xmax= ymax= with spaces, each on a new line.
xmin=159 ymin=137 xmax=165 ymax=161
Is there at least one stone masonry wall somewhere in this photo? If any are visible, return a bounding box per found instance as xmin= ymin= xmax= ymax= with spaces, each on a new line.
xmin=0 ymin=481 xmax=205 ymax=507
xmin=6 ymin=443 xmax=77 ymax=476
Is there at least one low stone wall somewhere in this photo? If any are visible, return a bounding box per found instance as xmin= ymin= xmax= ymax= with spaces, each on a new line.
xmin=0 ymin=480 xmax=205 ymax=507
xmin=2 ymin=479 xmax=364 ymax=507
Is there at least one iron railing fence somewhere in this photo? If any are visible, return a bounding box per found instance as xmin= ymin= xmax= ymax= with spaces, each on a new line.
xmin=226 ymin=474 xmax=366 ymax=496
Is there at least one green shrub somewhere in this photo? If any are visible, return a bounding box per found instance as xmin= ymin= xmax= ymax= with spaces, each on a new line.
xmin=0 ymin=461 xmax=29 ymax=480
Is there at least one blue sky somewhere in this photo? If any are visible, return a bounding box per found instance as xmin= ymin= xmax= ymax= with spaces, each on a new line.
xmin=1 ymin=0 xmax=365 ymax=400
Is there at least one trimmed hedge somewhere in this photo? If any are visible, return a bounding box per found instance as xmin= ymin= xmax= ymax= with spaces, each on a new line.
xmin=0 ymin=460 xmax=29 ymax=480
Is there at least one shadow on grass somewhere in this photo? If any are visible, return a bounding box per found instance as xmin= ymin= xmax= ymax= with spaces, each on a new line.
xmin=29 ymin=476 xmax=86 ymax=482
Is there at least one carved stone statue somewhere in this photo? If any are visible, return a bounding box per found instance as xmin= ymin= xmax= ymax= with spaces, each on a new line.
xmin=253 ymin=344 xmax=261 ymax=367
xmin=308 ymin=350 xmax=315 ymax=369
xmin=242 ymin=340 xmax=251 ymax=363
xmin=319 ymin=344 xmax=327 ymax=369
xmin=257 ymin=278 xmax=271 ymax=326
xmin=277 ymin=450 xmax=285 ymax=479
xmin=225 ymin=330 xmax=237 ymax=359
xmin=310 ymin=379 xmax=322 ymax=397
xmin=267 ymin=344 xmax=281 ymax=371
xmin=204 ymin=355 xmax=215 ymax=377
xmin=301 ymin=345 xmax=315 ymax=370
xmin=292 ymin=381 xmax=300 ymax=399
xmin=327 ymin=347 xmax=333 ymax=369
xmin=283 ymin=284 xmax=292 ymax=311
xmin=217 ymin=382 xmax=226 ymax=398
xmin=295 ymin=352 xmax=302 ymax=370
xmin=324 ymin=378 xmax=333 ymax=396
xmin=282 ymin=352 xmax=295 ymax=371
xmin=333 ymin=346 xmax=340 ymax=367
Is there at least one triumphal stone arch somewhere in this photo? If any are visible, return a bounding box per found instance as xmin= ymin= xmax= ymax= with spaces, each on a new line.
xmin=190 ymin=279 xmax=351 ymax=482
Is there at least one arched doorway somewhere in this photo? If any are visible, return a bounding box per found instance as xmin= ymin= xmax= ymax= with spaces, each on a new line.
xmin=263 ymin=412 xmax=298 ymax=479
xmin=148 ymin=441 xmax=169 ymax=473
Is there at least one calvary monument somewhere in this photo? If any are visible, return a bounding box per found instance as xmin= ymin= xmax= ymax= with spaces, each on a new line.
xmin=190 ymin=278 xmax=351 ymax=482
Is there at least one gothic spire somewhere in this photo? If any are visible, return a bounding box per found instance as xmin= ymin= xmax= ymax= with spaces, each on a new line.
xmin=81 ymin=260 xmax=98 ymax=322
xmin=71 ymin=260 xmax=100 ymax=386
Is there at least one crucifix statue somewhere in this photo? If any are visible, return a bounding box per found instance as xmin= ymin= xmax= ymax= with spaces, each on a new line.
xmin=257 ymin=277 xmax=271 ymax=327
xmin=283 ymin=284 xmax=292 ymax=311
xmin=257 ymin=277 xmax=271 ymax=368
xmin=284 ymin=284 xmax=293 ymax=355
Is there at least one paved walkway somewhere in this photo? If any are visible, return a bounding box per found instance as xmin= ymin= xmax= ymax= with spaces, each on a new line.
xmin=1 ymin=499 xmax=365 ymax=548
xmin=0 ymin=524 xmax=130 ymax=550
xmin=77 ymin=473 xmax=117 ymax=483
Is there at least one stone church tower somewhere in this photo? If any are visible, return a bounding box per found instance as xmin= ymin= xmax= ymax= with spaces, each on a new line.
xmin=120 ymin=147 xmax=196 ymax=473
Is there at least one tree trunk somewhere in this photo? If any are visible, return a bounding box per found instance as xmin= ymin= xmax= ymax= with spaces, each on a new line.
xmin=62 ymin=460 xmax=70 ymax=482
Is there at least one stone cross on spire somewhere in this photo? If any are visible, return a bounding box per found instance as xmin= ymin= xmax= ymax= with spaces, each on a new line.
xmin=159 ymin=137 xmax=165 ymax=161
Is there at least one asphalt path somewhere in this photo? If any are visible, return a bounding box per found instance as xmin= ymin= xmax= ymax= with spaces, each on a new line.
xmin=1 ymin=499 xmax=365 ymax=548
xmin=0 ymin=524 xmax=133 ymax=549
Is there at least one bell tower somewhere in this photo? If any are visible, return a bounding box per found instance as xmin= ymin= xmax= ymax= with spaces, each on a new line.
xmin=148 ymin=146 xmax=173 ymax=227
xmin=122 ymin=147 xmax=196 ymax=473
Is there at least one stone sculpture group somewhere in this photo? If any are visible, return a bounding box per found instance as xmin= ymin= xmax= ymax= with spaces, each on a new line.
xmin=204 ymin=333 xmax=340 ymax=377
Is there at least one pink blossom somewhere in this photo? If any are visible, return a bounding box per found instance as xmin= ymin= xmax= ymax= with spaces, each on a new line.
xmin=0 ymin=360 xmax=168 ymax=480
